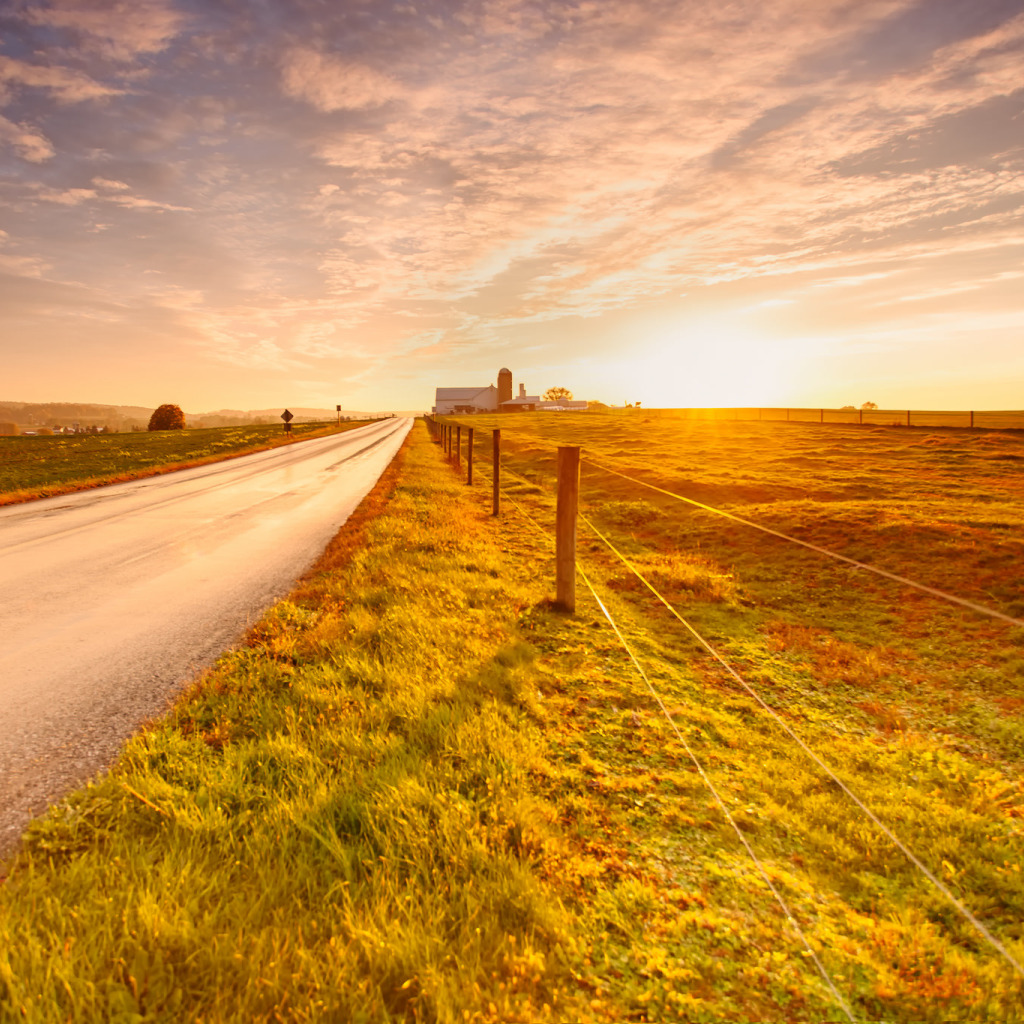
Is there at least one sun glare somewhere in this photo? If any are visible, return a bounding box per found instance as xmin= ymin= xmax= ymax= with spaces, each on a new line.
xmin=615 ymin=316 xmax=795 ymax=408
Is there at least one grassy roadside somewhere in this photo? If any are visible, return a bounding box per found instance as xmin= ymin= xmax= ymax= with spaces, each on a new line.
xmin=0 ymin=420 xmax=376 ymax=507
xmin=1 ymin=420 xmax=1022 ymax=1021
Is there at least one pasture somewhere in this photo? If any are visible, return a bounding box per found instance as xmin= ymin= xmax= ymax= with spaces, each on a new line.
xmin=1 ymin=414 xmax=1022 ymax=1022
xmin=0 ymin=420 xmax=369 ymax=505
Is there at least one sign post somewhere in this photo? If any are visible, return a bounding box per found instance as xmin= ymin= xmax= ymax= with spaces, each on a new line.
xmin=336 ymin=404 xmax=341 ymax=428
xmin=281 ymin=408 xmax=294 ymax=434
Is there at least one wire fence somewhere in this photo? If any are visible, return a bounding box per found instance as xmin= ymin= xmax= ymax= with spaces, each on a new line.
xmin=649 ymin=407 xmax=1024 ymax=430
xmin=423 ymin=412 xmax=1024 ymax=1016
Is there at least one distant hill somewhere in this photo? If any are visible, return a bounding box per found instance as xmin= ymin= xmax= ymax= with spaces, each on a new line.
xmin=0 ymin=401 xmax=154 ymax=431
xmin=0 ymin=401 xmax=422 ymax=432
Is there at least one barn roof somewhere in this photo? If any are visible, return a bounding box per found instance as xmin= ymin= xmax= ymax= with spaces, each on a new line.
xmin=435 ymin=386 xmax=495 ymax=401
xmin=500 ymin=395 xmax=540 ymax=406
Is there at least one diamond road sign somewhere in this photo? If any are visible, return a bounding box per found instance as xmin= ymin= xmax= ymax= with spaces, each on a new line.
xmin=281 ymin=409 xmax=294 ymax=422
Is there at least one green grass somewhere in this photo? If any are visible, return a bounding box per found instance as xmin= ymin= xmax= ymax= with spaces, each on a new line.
xmin=1 ymin=417 xmax=1023 ymax=1021
xmin=0 ymin=420 xmax=373 ymax=506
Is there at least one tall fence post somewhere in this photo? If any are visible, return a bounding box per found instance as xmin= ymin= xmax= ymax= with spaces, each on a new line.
xmin=820 ymin=409 xmax=824 ymax=423
xmin=467 ymin=428 xmax=474 ymax=485
xmin=456 ymin=425 xmax=461 ymax=465
xmin=907 ymin=410 xmax=911 ymax=428
xmin=859 ymin=409 xmax=863 ymax=425
xmin=971 ymin=410 xmax=975 ymax=428
xmin=556 ymin=446 xmax=580 ymax=613
xmin=492 ymin=430 xmax=500 ymax=516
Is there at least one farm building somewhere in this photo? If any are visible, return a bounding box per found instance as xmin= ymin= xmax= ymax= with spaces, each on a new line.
xmin=432 ymin=369 xmax=587 ymax=414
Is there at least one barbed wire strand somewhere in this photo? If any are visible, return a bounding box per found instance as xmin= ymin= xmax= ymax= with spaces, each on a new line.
xmin=501 ymin=489 xmax=858 ymax=1023
xmin=442 ymin=421 xmax=1024 ymax=980
xmin=579 ymin=511 xmax=1024 ymax=982
xmin=584 ymin=457 xmax=1024 ymax=630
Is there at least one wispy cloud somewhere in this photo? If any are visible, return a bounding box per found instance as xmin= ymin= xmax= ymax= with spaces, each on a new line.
xmin=280 ymin=48 xmax=405 ymax=112
xmin=0 ymin=113 xmax=54 ymax=161
xmin=0 ymin=55 xmax=120 ymax=102
xmin=24 ymin=0 xmax=185 ymax=60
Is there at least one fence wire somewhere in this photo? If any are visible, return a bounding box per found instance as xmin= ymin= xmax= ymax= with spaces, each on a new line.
xmin=579 ymin=511 xmax=1024 ymax=983
xmin=501 ymin=488 xmax=859 ymax=1023
xmin=429 ymin=419 xmax=1024 ymax=1001
xmin=582 ymin=456 xmax=1024 ymax=630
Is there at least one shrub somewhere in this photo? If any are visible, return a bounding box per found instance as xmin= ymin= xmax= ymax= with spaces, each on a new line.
xmin=148 ymin=404 xmax=186 ymax=431
xmin=0 ymin=421 xmax=18 ymax=436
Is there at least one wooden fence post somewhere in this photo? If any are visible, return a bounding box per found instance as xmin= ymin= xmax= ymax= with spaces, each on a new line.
xmin=907 ymin=410 xmax=911 ymax=428
xmin=492 ymin=429 xmax=500 ymax=516
xmin=820 ymin=409 xmax=824 ymax=423
xmin=970 ymin=410 xmax=974 ymax=428
xmin=467 ymin=428 xmax=474 ymax=485
xmin=859 ymin=409 xmax=863 ymax=425
xmin=556 ymin=446 xmax=580 ymax=613
xmin=456 ymin=425 xmax=461 ymax=465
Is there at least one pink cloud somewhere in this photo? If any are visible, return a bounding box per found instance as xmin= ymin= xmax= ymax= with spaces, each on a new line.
xmin=0 ymin=56 xmax=119 ymax=102
xmin=280 ymin=47 xmax=403 ymax=112
xmin=0 ymin=114 xmax=54 ymax=161
xmin=25 ymin=0 xmax=184 ymax=60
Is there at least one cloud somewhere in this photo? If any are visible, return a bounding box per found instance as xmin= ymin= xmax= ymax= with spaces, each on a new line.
xmin=109 ymin=195 xmax=192 ymax=212
xmin=710 ymin=97 xmax=820 ymax=169
xmin=0 ymin=114 xmax=54 ymax=161
xmin=0 ymin=56 xmax=118 ymax=103
xmin=832 ymin=88 xmax=1024 ymax=176
xmin=37 ymin=186 xmax=98 ymax=205
xmin=24 ymin=0 xmax=184 ymax=61
xmin=832 ymin=0 xmax=1024 ymax=80
xmin=2 ymin=0 xmax=1024 ymax=409
xmin=280 ymin=47 xmax=404 ymax=112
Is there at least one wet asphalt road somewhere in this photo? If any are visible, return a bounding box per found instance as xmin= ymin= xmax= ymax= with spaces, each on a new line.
xmin=0 ymin=417 xmax=411 ymax=857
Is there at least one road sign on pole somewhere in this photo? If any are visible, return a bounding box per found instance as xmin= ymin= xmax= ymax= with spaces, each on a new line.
xmin=281 ymin=409 xmax=294 ymax=434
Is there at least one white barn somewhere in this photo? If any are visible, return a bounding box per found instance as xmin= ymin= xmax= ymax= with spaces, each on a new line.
xmin=432 ymin=384 xmax=499 ymax=415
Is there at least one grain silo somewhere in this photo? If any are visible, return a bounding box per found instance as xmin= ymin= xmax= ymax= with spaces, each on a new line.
xmin=497 ymin=367 xmax=513 ymax=407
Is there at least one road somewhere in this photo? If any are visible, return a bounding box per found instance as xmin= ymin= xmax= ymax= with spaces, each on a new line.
xmin=0 ymin=417 xmax=412 ymax=857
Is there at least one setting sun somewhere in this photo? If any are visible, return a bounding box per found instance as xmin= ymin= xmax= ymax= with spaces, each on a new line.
xmin=614 ymin=315 xmax=802 ymax=408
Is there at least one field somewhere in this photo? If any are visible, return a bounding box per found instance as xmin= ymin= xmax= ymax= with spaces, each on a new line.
xmin=0 ymin=420 xmax=372 ymax=506
xmin=1 ymin=413 xmax=1023 ymax=1022
xmin=650 ymin=406 xmax=1024 ymax=430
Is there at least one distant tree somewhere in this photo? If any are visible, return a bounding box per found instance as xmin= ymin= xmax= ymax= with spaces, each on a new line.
xmin=543 ymin=387 xmax=573 ymax=402
xmin=587 ymin=400 xmax=608 ymax=410
xmin=37 ymin=427 xmax=53 ymax=435
xmin=0 ymin=421 xmax=18 ymax=436
xmin=861 ymin=401 xmax=878 ymax=410
xmin=148 ymin=404 xmax=186 ymax=431
xmin=840 ymin=405 xmax=856 ymax=411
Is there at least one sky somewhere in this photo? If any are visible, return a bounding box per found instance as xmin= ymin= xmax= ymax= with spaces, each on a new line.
xmin=1 ymin=0 xmax=1022 ymax=413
